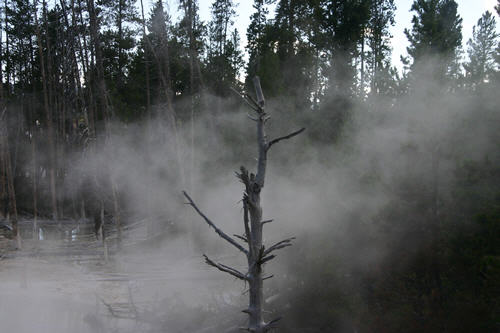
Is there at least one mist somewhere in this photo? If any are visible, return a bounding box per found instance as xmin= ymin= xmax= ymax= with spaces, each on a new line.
xmin=1 ymin=0 xmax=500 ymax=331
xmin=2 ymin=54 xmax=498 ymax=332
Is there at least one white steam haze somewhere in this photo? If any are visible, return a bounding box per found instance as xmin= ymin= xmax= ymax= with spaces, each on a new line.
xmin=1 ymin=59 xmax=499 ymax=331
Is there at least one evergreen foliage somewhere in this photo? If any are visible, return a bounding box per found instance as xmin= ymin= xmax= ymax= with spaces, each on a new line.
xmin=0 ymin=0 xmax=499 ymax=331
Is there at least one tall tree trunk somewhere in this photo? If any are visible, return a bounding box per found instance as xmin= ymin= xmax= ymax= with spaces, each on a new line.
xmin=360 ymin=28 xmax=366 ymax=97
xmin=187 ymin=0 xmax=195 ymax=193
xmin=145 ymin=2 xmax=185 ymax=188
xmin=117 ymin=0 xmax=123 ymax=84
xmin=0 ymin=139 xmax=6 ymax=219
xmin=88 ymin=0 xmax=122 ymax=247
xmin=31 ymin=119 xmax=38 ymax=240
xmin=4 ymin=0 xmax=10 ymax=96
xmin=0 ymin=8 xmax=5 ymax=220
xmin=35 ymin=0 xmax=59 ymax=221
xmin=0 ymin=97 xmax=21 ymax=248
xmin=139 ymin=0 xmax=151 ymax=116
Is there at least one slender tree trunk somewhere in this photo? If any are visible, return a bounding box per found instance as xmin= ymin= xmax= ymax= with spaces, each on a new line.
xmin=139 ymin=0 xmax=151 ymax=116
xmin=117 ymin=0 xmax=123 ymax=84
xmin=32 ymin=122 xmax=38 ymax=240
xmin=35 ymin=0 xmax=59 ymax=221
xmin=111 ymin=179 xmax=121 ymax=249
xmin=1 ymin=4 xmax=20 ymax=247
xmin=360 ymin=28 xmax=366 ymax=97
xmin=187 ymin=0 xmax=195 ymax=193
xmin=0 ymin=103 xmax=21 ymax=248
xmin=430 ymin=146 xmax=442 ymax=303
xmin=143 ymin=1 xmax=185 ymax=188
xmin=0 ymin=13 xmax=5 ymax=220
xmin=100 ymin=201 xmax=108 ymax=262
xmin=4 ymin=0 xmax=10 ymax=95
xmin=88 ymin=0 xmax=122 ymax=246
xmin=0 ymin=139 xmax=6 ymax=219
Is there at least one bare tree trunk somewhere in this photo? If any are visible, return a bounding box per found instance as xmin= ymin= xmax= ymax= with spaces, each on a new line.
xmin=360 ymin=27 xmax=366 ymax=97
xmin=0 ymin=13 xmax=5 ymax=220
xmin=117 ymin=0 xmax=124 ymax=84
xmin=0 ymin=139 xmax=6 ymax=219
xmin=35 ymin=0 xmax=59 ymax=221
xmin=187 ymin=0 xmax=195 ymax=194
xmin=1 ymin=108 xmax=21 ymax=248
xmin=184 ymin=77 xmax=304 ymax=332
xmin=139 ymin=0 xmax=151 ymax=117
xmin=87 ymin=0 xmax=122 ymax=247
xmin=111 ymin=179 xmax=121 ymax=249
xmin=141 ymin=2 xmax=185 ymax=188
xmin=100 ymin=202 xmax=108 ymax=263
xmin=1 ymin=32 xmax=20 ymax=246
xmin=32 ymin=123 xmax=38 ymax=240
xmin=4 ymin=0 xmax=10 ymax=96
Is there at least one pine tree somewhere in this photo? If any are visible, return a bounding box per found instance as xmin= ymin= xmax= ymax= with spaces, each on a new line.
xmin=5 ymin=0 xmax=36 ymax=90
xmin=177 ymin=0 xmax=205 ymax=97
xmin=146 ymin=0 xmax=174 ymax=105
xmin=245 ymin=0 xmax=270 ymax=89
xmin=206 ymin=0 xmax=242 ymax=96
xmin=404 ymin=0 xmax=463 ymax=78
xmin=365 ymin=0 xmax=396 ymax=96
xmin=100 ymin=0 xmax=139 ymax=84
xmin=464 ymin=11 xmax=498 ymax=88
xmin=314 ymin=0 xmax=371 ymax=98
xmin=272 ymin=0 xmax=316 ymax=109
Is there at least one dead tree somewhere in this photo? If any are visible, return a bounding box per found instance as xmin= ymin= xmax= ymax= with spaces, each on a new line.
xmin=183 ymin=77 xmax=305 ymax=332
xmin=0 ymin=102 xmax=21 ymax=248
xmin=34 ymin=0 xmax=59 ymax=221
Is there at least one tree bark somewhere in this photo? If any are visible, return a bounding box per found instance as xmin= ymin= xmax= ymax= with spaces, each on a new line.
xmin=4 ymin=0 xmax=10 ymax=95
xmin=35 ymin=0 xmax=59 ymax=221
xmin=139 ymin=0 xmax=151 ymax=116
xmin=0 ymin=107 xmax=21 ymax=248
xmin=88 ymin=0 xmax=123 ymax=247
xmin=31 ymin=121 xmax=38 ymax=240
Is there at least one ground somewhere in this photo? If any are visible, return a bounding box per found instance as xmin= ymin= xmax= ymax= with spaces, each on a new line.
xmin=0 ymin=219 xmax=247 ymax=333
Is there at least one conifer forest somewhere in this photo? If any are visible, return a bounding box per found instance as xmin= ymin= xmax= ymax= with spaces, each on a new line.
xmin=0 ymin=0 xmax=499 ymax=332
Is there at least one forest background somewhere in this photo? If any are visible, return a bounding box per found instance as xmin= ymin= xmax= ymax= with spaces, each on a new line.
xmin=1 ymin=0 xmax=499 ymax=331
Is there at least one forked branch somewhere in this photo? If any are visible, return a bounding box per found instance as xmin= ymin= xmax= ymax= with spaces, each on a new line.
xmin=183 ymin=191 xmax=248 ymax=255
xmin=263 ymin=237 xmax=296 ymax=257
xmin=230 ymin=87 xmax=260 ymax=112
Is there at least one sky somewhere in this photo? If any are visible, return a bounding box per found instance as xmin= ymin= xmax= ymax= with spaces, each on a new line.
xmin=390 ymin=0 xmax=499 ymax=70
xmin=155 ymin=0 xmax=499 ymax=73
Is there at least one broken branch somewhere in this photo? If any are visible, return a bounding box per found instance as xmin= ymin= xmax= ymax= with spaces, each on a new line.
xmin=267 ymin=127 xmax=306 ymax=151
xmin=263 ymin=317 xmax=282 ymax=331
xmin=183 ymin=191 xmax=248 ymax=255
xmin=263 ymin=237 xmax=296 ymax=257
xmin=260 ymin=255 xmax=276 ymax=264
xmin=203 ymin=254 xmax=248 ymax=281
xmin=247 ymin=113 xmax=258 ymax=122
xmin=261 ymin=219 xmax=273 ymax=226
xmin=230 ymin=87 xmax=259 ymax=112
xmin=253 ymin=76 xmax=265 ymax=108
xmin=234 ymin=234 xmax=248 ymax=243
xmin=244 ymin=93 xmax=262 ymax=112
